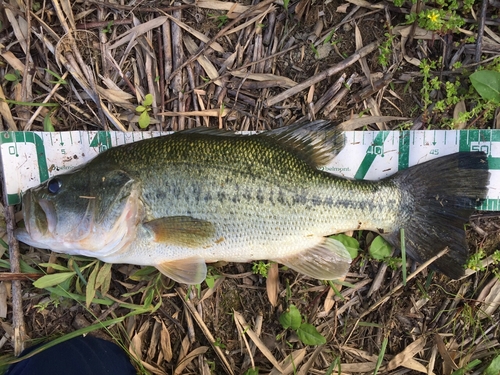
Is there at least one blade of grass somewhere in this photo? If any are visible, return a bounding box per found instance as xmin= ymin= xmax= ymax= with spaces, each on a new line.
xmin=373 ymin=336 xmax=388 ymax=374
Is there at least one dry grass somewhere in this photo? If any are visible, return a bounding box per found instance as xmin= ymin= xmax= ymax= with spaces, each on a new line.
xmin=1 ymin=0 xmax=500 ymax=374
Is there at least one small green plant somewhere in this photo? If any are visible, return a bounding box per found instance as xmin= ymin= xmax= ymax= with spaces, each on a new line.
xmin=470 ymin=70 xmax=500 ymax=103
xmin=208 ymin=13 xmax=229 ymax=28
xmin=369 ymin=235 xmax=392 ymax=260
xmin=205 ymin=267 xmax=222 ymax=288
xmin=136 ymin=93 xmax=154 ymax=129
xmin=252 ymin=261 xmax=272 ymax=278
xmin=43 ymin=113 xmax=56 ymax=132
xmin=467 ymin=249 xmax=500 ymax=276
xmin=378 ymin=31 xmax=394 ymax=68
xmin=466 ymin=248 xmax=487 ymax=271
xmin=4 ymin=70 xmax=21 ymax=85
xmin=420 ymin=58 xmax=440 ymax=111
xmin=44 ymin=68 xmax=67 ymax=85
xmin=310 ymin=43 xmax=319 ymax=58
xmin=369 ymin=235 xmax=402 ymax=271
xmin=243 ymin=368 xmax=259 ymax=375
xmin=402 ymin=0 xmax=468 ymax=33
xmin=213 ymin=337 xmax=226 ymax=349
xmin=279 ymin=305 xmax=326 ymax=346
xmin=450 ymin=359 xmax=482 ymax=374
xmin=103 ymin=21 xmax=113 ymax=34
xmin=484 ymin=354 xmax=500 ymax=375
xmin=329 ymin=233 xmax=359 ymax=259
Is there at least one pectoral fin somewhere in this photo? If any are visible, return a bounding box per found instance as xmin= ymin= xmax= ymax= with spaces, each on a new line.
xmin=144 ymin=216 xmax=215 ymax=248
xmin=156 ymin=257 xmax=207 ymax=284
xmin=277 ymin=237 xmax=351 ymax=280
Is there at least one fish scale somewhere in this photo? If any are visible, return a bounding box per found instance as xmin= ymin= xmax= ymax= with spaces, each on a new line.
xmin=13 ymin=122 xmax=490 ymax=283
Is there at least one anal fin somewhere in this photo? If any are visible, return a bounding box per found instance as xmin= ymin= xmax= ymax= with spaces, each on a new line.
xmin=156 ymin=257 xmax=207 ymax=284
xmin=277 ymin=237 xmax=351 ymax=280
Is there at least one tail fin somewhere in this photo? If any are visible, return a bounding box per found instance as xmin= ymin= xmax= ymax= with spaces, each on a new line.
xmin=386 ymin=152 xmax=489 ymax=279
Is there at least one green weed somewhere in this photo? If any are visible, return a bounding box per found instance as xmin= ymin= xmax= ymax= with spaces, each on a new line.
xmin=136 ymin=93 xmax=154 ymax=129
xmin=279 ymin=304 xmax=326 ymax=346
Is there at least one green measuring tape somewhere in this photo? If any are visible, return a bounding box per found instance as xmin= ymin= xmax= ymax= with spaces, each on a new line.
xmin=1 ymin=130 xmax=498 ymax=210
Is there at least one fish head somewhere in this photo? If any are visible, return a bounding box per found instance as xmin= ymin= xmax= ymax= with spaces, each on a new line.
xmin=16 ymin=165 xmax=143 ymax=258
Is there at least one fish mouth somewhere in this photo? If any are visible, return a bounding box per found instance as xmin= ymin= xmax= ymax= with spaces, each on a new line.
xmin=37 ymin=199 xmax=57 ymax=235
xmin=14 ymin=192 xmax=54 ymax=248
xmin=17 ymin=191 xmax=57 ymax=241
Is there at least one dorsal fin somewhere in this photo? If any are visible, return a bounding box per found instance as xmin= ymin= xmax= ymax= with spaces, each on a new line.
xmin=174 ymin=127 xmax=237 ymax=136
xmin=174 ymin=120 xmax=345 ymax=168
xmin=256 ymin=120 xmax=344 ymax=168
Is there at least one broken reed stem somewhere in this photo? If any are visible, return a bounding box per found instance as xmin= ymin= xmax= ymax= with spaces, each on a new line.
xmin=171 ymin=3 xmax=185 ymax=130
xmin=157 ymin=26 xmax=166 ymax=131
xmin=4 ymin=204 xmax=26 ymax=355
xmin=265 ymin=41 xmax=379 ymax=107
xmin=313 ymin=73 xmax=346 ymax=114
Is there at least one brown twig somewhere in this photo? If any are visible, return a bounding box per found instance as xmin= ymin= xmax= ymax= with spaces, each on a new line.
xmin=75 ymin=19 xmax=133 ymax=30
xmin=265 ymin=41 xmax=379 ymax=107
xmin=0 ymin=273 xmax=43 ymax=281
xmin=475 ymin=0 xmax=489 ymax=63
xmin=171 ymin=3 xmax=185 ymax=130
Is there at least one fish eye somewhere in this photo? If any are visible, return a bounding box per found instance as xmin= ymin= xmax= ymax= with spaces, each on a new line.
xmin=47 ymin=178 xmax=62 ymax=194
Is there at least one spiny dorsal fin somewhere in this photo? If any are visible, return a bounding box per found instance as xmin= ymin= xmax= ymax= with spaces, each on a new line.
xmin=174 ymin=120 xmax=345 ymax=168
xmin=257 ymin=120 xmax=345 ymax=168
xmin=276 ymin=237 xmax=351 ymax=280
xmin=173 ymin=127 xmax=236 ymax=136
xmin=144 ymin=216 xmax=215 ymax=248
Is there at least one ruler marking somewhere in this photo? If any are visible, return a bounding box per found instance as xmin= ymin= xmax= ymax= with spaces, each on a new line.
xmin=354 ymin=131 xmax=389 ymax=180
xmin=3 ymin=130 xmax=500 ymax=209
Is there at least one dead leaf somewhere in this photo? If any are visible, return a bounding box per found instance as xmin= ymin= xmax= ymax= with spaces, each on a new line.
xmin=129 ymin=320 xmax=150 ymax=361
xmin=233 ymin=311 xmax=284 ymax=372
xmin=346 ymin=0 xmax=385 ymax=9
xmin=336 ymin=3 xmax=350 ymax=13
xmin=197 ymin=0 xmax=250 ymax=15
xmin=160 ymin=321 xmax=173 ymax=362
xmin=269 ymin=348 xmax=307 ymax=375
xmin=477 ymin=277 xmax=500 ymax=318
xmin=295 ymin=0 xmax=311 ymax=21
xmin=338 ymin=116 xmax=409 ymax=130
xmin=231 ymin=71 xmax=297 ymax=88
xmin=355 ymin=25 xmax=371 ymax=81
xmin=386 ymin=337 xmax=426 ymax=371
xmin=175 ymin=346 xmax=209 ymax=375
xmin=183 ymin=35 xmax=222 ymax=86
xmin=435 ymin=334 xmax=458 ymax=373
xmin=266 ymin=263 xmax=279 ymax=307
xmin=157 ymin=108 xmax=229 ymax=117
xmin=4 ymin=9 xmax=28 ymax=53
xmin=323 ymin=286 xmax=336 ymax=313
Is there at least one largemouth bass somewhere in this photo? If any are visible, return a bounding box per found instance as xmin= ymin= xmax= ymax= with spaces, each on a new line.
xmin=15 ymin=122 xmax=490 ymax=284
